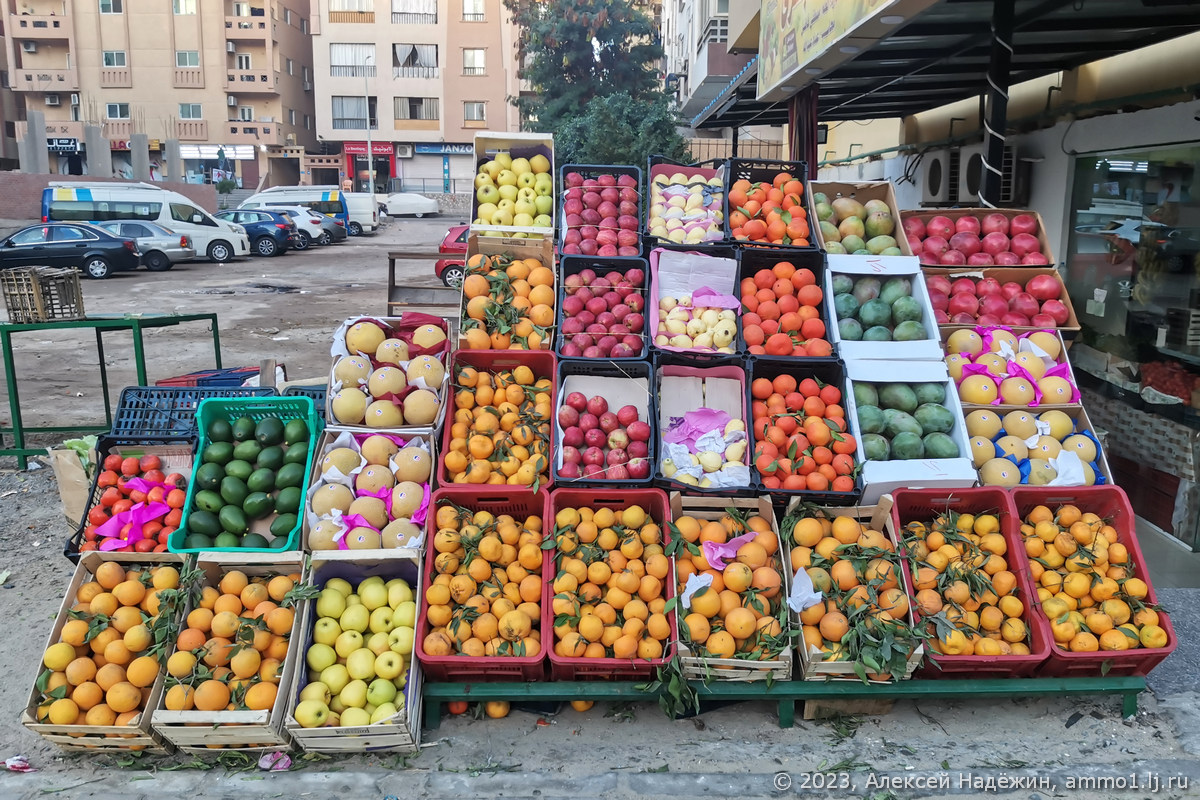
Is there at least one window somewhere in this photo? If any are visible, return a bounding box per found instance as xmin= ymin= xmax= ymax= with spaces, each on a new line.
xmin=463 ymin=48 xmax=485 ymax=75
xmin=463 ymin=101 xmax=485 ymax=122
xmin=302 ymin=66 xmax=310 ymax=83
xmin=48 ymin=201 xmax=161 ymax=222
xmin=330 ymin=44 xmax=375 ymax=77
xmin=10 ymin=228 xmax=50 ymax=245
xmin=53 ymin=226 xmax=95 ymax=242
xmin=238 ymin=106 xmax=254 ymax=121
xmin=462 ymin=0 xmax=484 ymax=21
xmin=106 ymin=103 xmax=129 ymax=119
xmin=170 ymin=203 xmax=214 ymax=226
xmin=393 ymin=44 xmax=437 ymax=78
xmin=173 ymin=0 xmax=196 ymax=13
xmin=332 ymin=95 xmax=376 ymax=129
xmin=120 ymin=223 xmax=151 ymax=237
xmin=176 ymin=50 xmax=199 ymax=68
xmin=286 ymin=58 xmax=294 ymax=75
xmin=236 ymin=53 xmax=252 ymax=70
xmin=179 ymin=103 xmax=202 ymax=119
xmin=99 ymin=0 xmax=122 ymax=13
xmin=330 ymin=0 xmax=371 ymax=10
xmin=303 ymin=114 xmax=312 ymax=130
xmin=102 ymin=51 xmax=126 ymax=67
xmin=288 ymin=109 xmax=296 ymax=125
xmin=301 ymin=18 xmax=308 ymax=33
xmin=394 ymin=96 xmax=439 ymax=120
xmin=284 ymin=8 xmax=292 ymax=24
xmin=393 ymin=0 xmax=437 ymax=24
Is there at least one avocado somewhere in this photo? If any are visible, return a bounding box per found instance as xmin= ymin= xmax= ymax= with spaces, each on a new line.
xmin=195 ymin=489 xmax=225 ymax=514
xmin=218 ymin=505 xmax=248 ymax=535
xmin=275 ymin=462 xmax=305 ymax=489
xmin=202 ymin=442 xmax=234 ymax=465
xmin=214 ymin=532 xmax=241 ymax=549
xmin=232 ymin=439 xmax=262 ymax=463
xmin=256 ymin=446 xmax=285 ymax=472
xmin=195 ymin=462 xmax=225 ymax=491
xmin=241 ymin=533 xmax=270 ymax=549
xmin=207 ymin=418 xmax=234 ymax=443
xmin=243 ymin=491 xmax=274 ymax=520
xmin=247 ymin=468 xmax=276 ymax=493
xmin=187 ymin=509 xmax=221 ymax=537
xmin=274 ymin=486 xmax=302 ymax=515
xmin=219 ymin=475 xmax=249 ymax=507
xmin=923 ymin=432 xmax=960 ymax=459
xmin=269 ymin=536 xmax=291 ymax=549
xmin=891 ymin=431 xmax=926 ymax=460
xmin=283 ymin=443 xmax=311 ymax=466
xmin=284 ymin=419 xmax=310 ymax=445
xmin=224 ymin=459 xmax=253 ymax=482
xmin=232 ymin=416 xmax=256 ymax=442
xmin=183 ymin=532 xmax=214 ymax=550
xmin=255 ymin=417 xmax=285 ymax=446
xmin=270 ymin=513 xmax=298 ymax=540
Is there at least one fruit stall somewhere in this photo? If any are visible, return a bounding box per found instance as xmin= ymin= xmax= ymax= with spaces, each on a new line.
xmin=20 ymin=135 xmax=1179 ymax=758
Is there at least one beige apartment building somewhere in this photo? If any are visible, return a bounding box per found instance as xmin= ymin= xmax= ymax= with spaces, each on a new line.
xmin=4 ymin=0 xmax=316 ymax=187
xmin=0 ymin=15 xmax=19 ymax=168
xmin=307 ymin=0 xmax=519 ymax=192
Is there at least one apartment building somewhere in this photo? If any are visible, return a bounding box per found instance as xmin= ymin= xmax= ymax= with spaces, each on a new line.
xmin=0 ymin=14 xmax=18 ymax=168
xmin=308 ymin=0 xmax=519 ymax=192
xmin=3 ymin=0 xmax=317 ymax=187
xmin=662 ymin=0 xmax=752 ymax=120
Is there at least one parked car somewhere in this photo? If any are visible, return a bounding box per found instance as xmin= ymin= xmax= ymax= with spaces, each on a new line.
xmin=0 ymin=222 xmax=139 ymax=279
xmin=215 ymin=210 xmax=296 ymax=257
xmin=434 ymin=223 xmax=469 ymax=287
xmin=381 ymin=192 xmax=440 ymax=218
xmin=248 ymin=204 xmax=345 ymax=248
xmin=96 ymin=221 xmax=195 ymax=271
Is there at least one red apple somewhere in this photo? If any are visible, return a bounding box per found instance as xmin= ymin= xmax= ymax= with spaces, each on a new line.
xmin=587 ymin=396 xmax=609 ymax=417
xmin=562 ymin=426 xmax=584 ymax=448
xmin=579 ymin=412 xmax=599 ymax=431
xmin=627 ymin=420 xmax=651 ymax=441
xmin=558 ymin=405 xmax=580 ymax=428
xmin=606 ymin=463 xmax=630 ymax=481
xmin=598 ymin=411 xmax=619 ymax=433
xmin=627 ymin=458 xmax=651 ymax=479
xmin=559 ymin=462 xmax=582 ymax=479
xmin=582 ymin=446 xmax=605 ymax=466
xmin=566 ymin=392 xmax=588 ymax=412
xmin=582 ymin=463 xmax=604 ymax=478
xmin=627 ymin=441 xmax=649 ymax=459
xmin=927 ymin=215 xmax=955 ymax=240
xmin=616 ymin=405 xmax=640 ymax=427
xmin=982 ymin=213 xmax=1010 ymax=236
xmin=584 ymin=427 xmax=608 ymax=449
xmin=561 ymin=445 xmax=582 ymax=464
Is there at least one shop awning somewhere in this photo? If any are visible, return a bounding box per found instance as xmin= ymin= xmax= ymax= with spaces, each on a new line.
xmin=694 ymin=0 xmax=1200 ymax=129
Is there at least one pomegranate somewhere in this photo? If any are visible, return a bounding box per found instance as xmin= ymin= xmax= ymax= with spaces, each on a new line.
xmin=1041 ymin=299 xmax=1070 ymax=325
xmin=926 ymin=274 xmax=953 ymax=296
xmin=949 ymin=231 xmax=982 ymax=257
xmin=926 ymin=216 xmax=955 ymax=240
xmin=966 ymin=252 xmax=995 ymax=266
xmin=1010 ymin=214 xmax=1038 ymax=236
xmin=982 ymin=213 xmax=1010 ymax=236
xmin=923 ymin=236 xmax=950 ymax=257
xmin=976 ymin=277 xmax=1002 ymax=297
xmin=1009 ymin=292 xmax=1041 ymax=319
xmin=928 ymin=290 xmax=949 ymax=312
xmin=951 ymin=278 xmax=977 ymax=296
xmin=1021 ymin=252 xmax=1050 ymax=265
xmin=1001 ymin=312 xmax=1031 ymax=327
xmin=981 ymin=232 xmax=1011 ymax=256
xmin=1010 ymin=233 xmax=1041 ymax=258
xmin=979 ymin=294 xmax=1009 ymax=319
xmin=939 ymin=249 xmax=967 ymax=265
xmin=903 ymin=216 xmax=927 ymax=240
xmin=1025 ymin=274 xmax=1060 ymax=301
xmin=1030 ymin=313 xmax=1058 ymax=328
xmin=994 ymin=252 xmax=1021 ymax=266
xmin=947 ymin=293 xmax=980 ymax=317
xmin=955 ymin=215 xmax=981 ymax=235
xmin=1000 ymin=281 xmax=1023 ymax=301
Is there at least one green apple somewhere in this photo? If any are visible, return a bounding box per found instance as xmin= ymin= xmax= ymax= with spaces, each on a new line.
xmin=494 ymin=152 xmax=513 ymax=170
xmin=530 ymin=154 xmax=550 ymax=173
xmin=474 ymin=172 xmax=494 ymax=190
xmin=325 ymin=712 xmax=340 ymax=727
xmin=496 ymin=169 xmax=517 ymax=187
xmin=366 ymin=677 xmax=397 ymax=707
xmin=334 ymin=629 xmax=364 ymax=659
xmin=366 ymin=631 xmax=391 ymax=656
xmin=391 ymin=601 xmax=416 ymax=629
xmin=330 ymin=696 xmax=346 ymax=714
xmin=492 ymin=208 xmax=514 ymax=227
xmin=511 ymin=157 xmax=531 ymax=175
xmin=516 ymin=172 xmax=536 ymax=189
xmin=339 ymin=678 xmax=368 ymax=709
xmin=368 ymin=606 xmax=393 ymax=634
xmin=388 ymin=625 xmax=415 ymax=656
xmin=514 ymin=199 xmax=537 ymax=218
xmin=534 ymin=195 xmax=553 ymax=215
xmin=319 ymin=663 xmax=350 ymax=695
xmin=497 ymin=184 xmax=518 ymax=202
xmin=497 ymin=198 xmax=515 ymax=211
xmin=533 ymin=214 xmax=552 ymax=228
xmin=386 ymin=580 xmax=413 ymax=608
xmin=316 ymin=589 xmax=346 ymax=619
xmin=476 ymin=184 xmax=500 ymax=206
xmin=340 ymin=604 xmax=370 ymax=633
xmin=364 ymin=703 xmax=377 ymax=717
xmin=294 ymin=699 xmax=329 ymax=728
xmin=306 ymin=643 xmax=337 ymax=672
xmin=371 ymin=702 xmax=397 ymax=724
xmin=374 ymin=650 xmax=405 ymax=680
xmin=392 ymin=672 xmax=407 ymax=691
xmin=340 ymin=707 xmax=371 ymax=727
xmin=516 ymin=186 xmax=537 ymax=202
xmin=313 ymin=617 xmax=341 ymax=646
xmin=482 ymin=159 xmax=501 ymax=179
xmin=513 ymin=213 xmax=534 ymax=227
xmin=477 ymin=202 xmax=498 ymax=222
xmin=299 ymin=682 xmax=331 ymax=705
xmin=346 ymin=647 xmax=377 ymax=681
xmin=325 ymin=578 xmax=353 ymax=597
xmin=345 ymin=594 xmax=362 ymax=607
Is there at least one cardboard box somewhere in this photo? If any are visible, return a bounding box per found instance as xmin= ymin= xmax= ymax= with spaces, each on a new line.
xmin=647 ymin=247 xmax=741 ymax=358
xmin=941 ymin=326 xmax=1083 ymax=412
xmin=46 ymin=444 xmax=94 ymax=525
xmin=459 ymin=234 xmax=556 ymax=351
xmin=655 ymin=360 xmax=751 ymax=493
xmin=901 ymin=208 xmax=1056 ymax=266
xmin=922 ymin=266 xmax=1080 ymax=336
xmin=845 ymin=360 xmax=977 ymax=503
xmin=471 ymin=131 xmax=555 ymax=238
xmin=825 ymin=255 xmax=943 ymax=361
xmin=974 ymin=404 xmax=1114 ymax=488
xmin=808 ymin=181 xmax=914 ymax=256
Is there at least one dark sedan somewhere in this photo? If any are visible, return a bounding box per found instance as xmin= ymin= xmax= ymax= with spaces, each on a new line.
xmin=0 ymin=222 xmax=139 ymax=279
xmin=215 ymin=209 xmax=296 ymax=257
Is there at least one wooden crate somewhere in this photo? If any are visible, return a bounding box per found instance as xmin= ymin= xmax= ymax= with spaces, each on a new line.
xmin=1 ymin=265 xmax=85 ymax=323
xmin=21 ymin=552 xmax=188 ymax=754
xmin=781 ymin=496 xmax=924 ymax=683
xmin=284 ymin=550 xmax=424 ymax=753
xmin=670 ymin=493 xmax=794 ymax=682
xmin=149 ymin=553 xmax=304 ymax=753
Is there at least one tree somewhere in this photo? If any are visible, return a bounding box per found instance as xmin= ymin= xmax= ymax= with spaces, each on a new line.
xmin=215 ymin=178 xmax=237 ymax=209
xmin=555 ymin=91 xmax=690 ymax=167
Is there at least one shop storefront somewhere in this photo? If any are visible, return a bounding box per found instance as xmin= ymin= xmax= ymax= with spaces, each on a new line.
xmin=343 ymin=141 xmax=394 ymax=193
xmin=179 ymin=143 xmax=258 ymax=186
xmin=408 ymin=143 xmax=475 ymax=194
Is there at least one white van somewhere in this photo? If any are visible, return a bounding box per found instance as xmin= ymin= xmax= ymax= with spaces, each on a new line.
xmin=340 ymin=192 xmax=379 ymax=236
xmin=42 ymin=182 xmax=251 ymax=262
xmin=242 ymin=186 xmax=378 ymax=236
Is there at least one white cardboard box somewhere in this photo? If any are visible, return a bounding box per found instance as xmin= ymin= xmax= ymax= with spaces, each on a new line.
xmin=826 ymin=255 xmax=943 ymax=362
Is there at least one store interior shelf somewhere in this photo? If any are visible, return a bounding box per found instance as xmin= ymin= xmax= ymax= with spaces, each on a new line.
xmin=1155 ymin=345 xmax=1200 ymax=369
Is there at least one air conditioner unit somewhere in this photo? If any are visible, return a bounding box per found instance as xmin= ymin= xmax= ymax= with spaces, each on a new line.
xmin=395 ymin=144 xmax=413 ymax=158
xmin=45 ymin=94 xmax=60 ymax=106
xmin=920 ymin=149 xmax=953 ymax=205
xmin=70 ymin=93 xmax=79 ymax=105
xmin=302 ymin=81 xmax=312 ymax=91
xmin=227 ymin=95 xmax=238 ymax=106
xmin=22 ymin=41 xmax=37 ymax=53
xmin=955 ymin=143 xmax=1017 ymax=205
xmin=285 ymin=133 xmax=296 ymax=145
xmin=226 ymin=42 xmax=237 ymax=53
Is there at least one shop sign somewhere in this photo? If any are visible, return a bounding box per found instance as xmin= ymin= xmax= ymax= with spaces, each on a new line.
xmin=46 ymin=138 xmax=79 ymax=153
xmin=344 ymin=141 xmax=394 ymax=155
xmin=110 ymin=139 xmax=162 ymax=151
xmin=415 ymin=143 xmax=473 ymax=155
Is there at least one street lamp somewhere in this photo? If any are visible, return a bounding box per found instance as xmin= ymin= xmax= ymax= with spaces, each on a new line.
xmin=363 ymin=53 xmax=374 ymax=193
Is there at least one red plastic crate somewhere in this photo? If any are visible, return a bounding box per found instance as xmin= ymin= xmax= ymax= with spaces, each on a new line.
xmin=1010 ymin=486 xmax=1177 ymax=678
xmin=438 ymin=350 xmax=557 ymax=489
xmin=890 ymin=488 xmax=1052 ymax=679
xmin=415 ymin=487 xmax=552 ymax=682
xmin=547 ymin=487 xmax=677 ymax=680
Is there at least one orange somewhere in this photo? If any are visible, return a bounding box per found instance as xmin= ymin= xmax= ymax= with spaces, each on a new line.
xmin=218 ymin=570 xmax=249 ymax=597
xmin=193 ymin=679 xmax=231 ymax=711
xmin=105 ymin=681 xmax=141 ymax=713
xmin=94 ymin=562 xmax=127 ymax=591
xmin=164 ymin=684 xmax=195 ymax=711
xmin=245 ymin=682 xmax=278 ymax=711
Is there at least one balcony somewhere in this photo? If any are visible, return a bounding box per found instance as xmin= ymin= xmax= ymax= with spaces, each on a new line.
xmin=174 ymin=67 xmax=204 ymax=88
xmin=392 ymin=66 xmax=438 ymax=79
xmin=330 ymin=65 xmax=376 ymax=77
xmin=392 ymin=12 xmax=436 ymax=24
xmin=225 ymin=16 xmax=272 ymax=41
xmin=13 ymin=119 xmax=151 ymax=141
xmin=225 ymin=70 xmax=276 ymax=92
xmin=175 ymin=119 xmax=209 ymax=141
xmin=12 ymin=68 xmax=78 ymax=92
xmin=393 ymin=118 xmax=438 ymax=131
xmin=328 ymin=10 xmax=373 ymax=23
xmin=8 ymin=13 xmax=71 ymax=40
xmin=461 ymin=13 xmax=485 ymax=22
xmin=679 ymin=32 xmax=753 ymax=118
xmin=462 ymin=66 xmax=485 ymax=76
xmin=332 ymin=118 xmax=378 ymax=130
xmin=103 ymin=120 xmax=132 ymax=139
xmin=221 ymin=121 xmax=283 ymax=145
xmin=99 ymin=68 xmax=131 ymax=88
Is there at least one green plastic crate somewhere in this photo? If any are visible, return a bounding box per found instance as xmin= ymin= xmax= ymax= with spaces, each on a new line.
xmin=170 ymin=396 xmax=323 ymax=554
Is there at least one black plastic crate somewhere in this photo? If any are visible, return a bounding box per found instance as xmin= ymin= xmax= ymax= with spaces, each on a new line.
xmin=648 ymin=244 xmax=744 ymax=365
xmin=558 ymin=163 xmax=644 ymax=260
xmin=553 ymin=359 xmax=656 ymax=487
xmin=746 ymin=356 xmax=863 ymax=506
xmin=643 ymin=155 xmax=728 ymax=249
xmin=555 ymin=255 xmax=651 ymax=363
xmin=724 ymin=158 xmax=817 ymax=251
xmin=283 ymin=383 xmax=328 ymax=421
xmin=109 ymin=385 xmax=277 ymax=439
xmin=735 ymin=248 xmax=836 ymax=362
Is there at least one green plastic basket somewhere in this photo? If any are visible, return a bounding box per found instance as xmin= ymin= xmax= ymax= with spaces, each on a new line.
xmin=170 ymin=396 xmax=323 ymax=554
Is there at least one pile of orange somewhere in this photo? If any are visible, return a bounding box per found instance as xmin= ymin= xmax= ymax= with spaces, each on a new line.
xmin=1020 ymin=504 xmax=1168 ymax=653
xmin=421 ymin=500 xmax=545 ymax=659
xmin=33 ymin=560 xmax=184 ymax=740
xmin=740 ymin=260 xmax=831 ymax=357
xmin=900 ymin=511 xmax=1031 ymax=657
xmin=80 ymin=453 xmax=188 ymax=553
xmin=550 ymin=504 xmax=671 ymax=662
xmin=728 ymin=172 xmax=810 ymax=246
xmin=160 ymin=568 xmax=299 ymax=725
xmin=460 ymin=253 xmax=554 ymax=350
xmin=673 ymin=510 xmax=789 ymax=661
xmin=445 ymin=362 xmax=552 ymax=486
xmin=750 ymin=373 xmax=858 ymax=493
xmin=785 ymin=511 xmax=920 ymax=679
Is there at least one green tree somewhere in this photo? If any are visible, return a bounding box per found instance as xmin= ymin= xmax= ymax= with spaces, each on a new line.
xmin=555 ymin=91 xmax=690 ymax=166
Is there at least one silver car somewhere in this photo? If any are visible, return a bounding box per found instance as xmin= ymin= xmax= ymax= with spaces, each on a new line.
xmin=256 ymin=203 xmax=346 ymax=248
xmin=96 ymin=220 xmax=195 ymax=271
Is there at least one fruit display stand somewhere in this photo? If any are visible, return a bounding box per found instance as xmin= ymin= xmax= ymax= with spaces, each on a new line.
xmin=643 ymin=156 xmax=727 ymax=249
xmin=669 ymin=493 xmax=793 ymax=682
xmin=648 ymin=247 xmax=742 ymax=361
xmin=736 ymin=248 xmax=835 ymax=361
xmin=825 ymin=255 xmax=943 ymax=362
xmin=923 ymin=266 xmax=1080 ymax=339
xmin=284 ymin=551 xmax=423 ymax=753
xmin=555 ymin=255 xmax=650 ymax=362
xmin=724 ymin=158 xmax=815 ymax=250
xmin=552 ymin=359 xmax=656 ymax=486
xmin=557 ymin=164 xmax=644 ymax=259
xmin=21 ymin=551 xmax=187 ymax=754
xmin=458 ymin=234 xmax=557 ymax=351
xmin=107 ymin=385 xmax=278 ymax=440
xmin=807 ymin=181 xmax=914 ymax=257
xmin=470 ymin=130 xmax=555 ymax=239
xmin=902 ymin=208 xmax=1056 ymax=267
xmin=150 ymin=552 xmax=304 ymax=753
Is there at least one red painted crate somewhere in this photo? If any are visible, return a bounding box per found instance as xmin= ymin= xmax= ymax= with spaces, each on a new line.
xmin=438 ymin=350 xmax=557 ymax=490
xmin=890 ymin=488 xmax=1052 ymax=679
xmin=1011 ymin=486 xmax=1177 ymax=678
xmin=415 ymin=487 xmax=552 ymax=682
xmin=547 ymin=487 xmax=677 ymax=680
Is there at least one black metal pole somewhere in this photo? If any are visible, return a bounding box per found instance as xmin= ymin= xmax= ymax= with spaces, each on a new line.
xmin=981 ymin=0 xmax=1014 ymax=207
xmin=730 ymin=126 xmax=739 ymax=158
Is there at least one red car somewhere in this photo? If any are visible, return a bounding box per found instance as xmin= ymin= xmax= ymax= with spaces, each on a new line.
xmin=435 ymin=224 xmax=468 ymax=287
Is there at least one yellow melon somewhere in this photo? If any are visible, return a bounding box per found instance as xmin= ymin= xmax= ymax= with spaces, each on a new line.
xmin=980 ymin=458 xmax=1020 ymax=486
xmin=402 ymin=390 xmax=439 ymax=425
xmin=375 ymin=339 xmax=410 ymax=366
xmin=365 ymin=400 xmax=405 ymax=428
xmin=965 ymin=409 xmax=1003 ymax=438
xmin=393 ymin=446 xmax=432 ymax=482
xmin=331 ymin=388 xmax=369 ymax=424
xmin=345 ymin=321 xmax=386 ymax=356
xmin=959 ymin=374 xmax=999 ymax=405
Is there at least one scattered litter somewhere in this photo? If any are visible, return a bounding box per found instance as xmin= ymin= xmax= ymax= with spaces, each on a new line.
xmin=271 ymin=337 xmax=290 ymax=341
xmin=1065 ymin=712 xmax=1084 ymax=728
xmin=0 ymin=570 xmax=11 ymax=585
xmin=258 ymin=752 xmax=291 ymax=771
xmin=26 ymin=462 xmax=43 ymax=471
xmin=536 ymin=718 xmax=554 ymax=727
xmin=75 ymin=392 xmax=84 ymax=397
xmin=5 ymin=755 xmax=36 ymax=772
xmin=0 ymin=491 xmax=15 ymax=499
